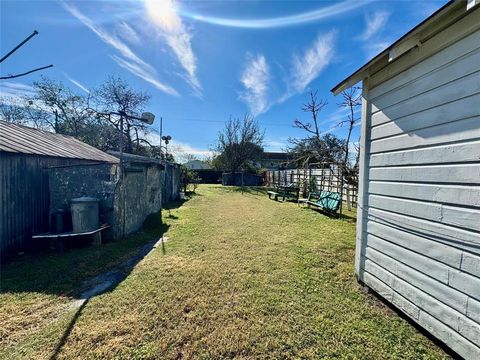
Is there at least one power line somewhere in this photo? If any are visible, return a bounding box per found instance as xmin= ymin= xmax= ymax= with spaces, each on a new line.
xmin=163 ymin=116 xmax=294 ymax=128
xmin=0 ymin=64 xmax=53 ymax=80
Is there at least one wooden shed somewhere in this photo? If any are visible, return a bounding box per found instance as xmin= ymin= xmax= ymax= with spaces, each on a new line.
xmin=0 ymin=121 xmax=119 ymax=255
xmin=332 ymin=1 xmax=479 ymax=358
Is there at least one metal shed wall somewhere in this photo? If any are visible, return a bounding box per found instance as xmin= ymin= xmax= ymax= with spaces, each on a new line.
xmin=0 ymin=152 xmax=98 ymax=255
xmin=356 ymin=6 xmax=480 ymax=359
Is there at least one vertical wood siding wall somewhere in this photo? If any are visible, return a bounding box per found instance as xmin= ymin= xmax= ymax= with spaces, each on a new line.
xmin=0 ymin=153 xmax=89 ymax=254
xmin=357 ymin=10 xmax=480 ymax=359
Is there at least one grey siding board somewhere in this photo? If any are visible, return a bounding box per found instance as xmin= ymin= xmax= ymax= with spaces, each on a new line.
xmin=356 ymin=12 xmax=480 ymax=359
xmin=370 ymin=140 xmax=480 ymax=167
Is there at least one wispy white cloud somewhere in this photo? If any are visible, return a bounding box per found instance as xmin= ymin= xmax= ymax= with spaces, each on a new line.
xmin=0 ymin=82 xmax=35 ymax=105
xmin=0 ymin=82 xmax=35 ymax=97
xmin=61 ymin=2 xmax=177 ymax=96
xmin=357 ymin=11 xmax=390 ymax=41
xmin=280 ymin=31 xmax=336 ymax=102
xmin=239 ymin=54 xmax=270 ymax=116
xmin=145 ymin=0 xmax=201 ymax=95
xmin=0 ymin=82 xmax=52 ymax=115
xmin=116 ymin=21 xmax=141 ymax=45
xmin=111 ymin=55 xmax=178 ymax=95
xmin=63 ymin=73 xmax=90 ymax=94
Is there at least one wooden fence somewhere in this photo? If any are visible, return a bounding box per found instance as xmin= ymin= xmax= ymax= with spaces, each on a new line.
xmin=264 ymin=166 xmax=358 ymax=208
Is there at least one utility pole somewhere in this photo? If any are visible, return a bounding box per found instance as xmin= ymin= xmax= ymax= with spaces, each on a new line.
xmin=159 ymin=116 xmax=164 ymax=244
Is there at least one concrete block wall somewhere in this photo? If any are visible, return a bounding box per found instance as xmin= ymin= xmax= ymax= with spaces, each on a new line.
xmin=49 ymin=161 xmax=177 ymax=240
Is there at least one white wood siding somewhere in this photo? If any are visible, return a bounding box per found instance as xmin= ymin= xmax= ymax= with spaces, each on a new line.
xmin=357 ymin=7 xmax=480 ymax=359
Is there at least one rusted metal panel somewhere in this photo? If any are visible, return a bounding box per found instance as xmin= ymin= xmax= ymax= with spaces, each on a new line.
xmin=0 ymin=121 xmax=119 ymax=163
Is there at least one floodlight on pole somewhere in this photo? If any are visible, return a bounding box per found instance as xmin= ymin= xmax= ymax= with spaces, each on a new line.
xmin=141 ymin=112 xmax=155 ymax=125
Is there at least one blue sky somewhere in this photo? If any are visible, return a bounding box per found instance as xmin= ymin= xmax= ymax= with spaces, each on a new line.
xmin=1 ymin=0 xmax=447 ymax=161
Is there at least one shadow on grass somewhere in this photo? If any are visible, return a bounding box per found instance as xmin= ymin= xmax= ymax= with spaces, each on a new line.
xmin=2 ymin=198 xmax=189 ymax=358
xmin=219 ymin=185 xmax=267 ymax=196
xmin=0 ymin=199 xmax=185 ymax=300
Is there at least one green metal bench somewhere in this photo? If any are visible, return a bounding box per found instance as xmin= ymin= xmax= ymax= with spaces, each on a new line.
xmin=267 ymin=184 xmax=299 ymax=202
xmin=305 ymin=191 xmax=342 ymax=214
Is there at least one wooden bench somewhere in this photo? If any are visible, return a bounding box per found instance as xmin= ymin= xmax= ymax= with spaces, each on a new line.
xmin=304 ymin=191 xmax=342 ymax=215
xmin=32 ymin=224 xmax=111 ymax=251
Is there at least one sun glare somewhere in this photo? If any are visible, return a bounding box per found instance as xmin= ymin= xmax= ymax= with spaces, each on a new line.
xmin=144 ymin=0 xmax=182 ymax=32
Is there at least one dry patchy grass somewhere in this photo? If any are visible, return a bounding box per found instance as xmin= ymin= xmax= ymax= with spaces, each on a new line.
xmin=0 ymin=185 xmax=450 ymax=359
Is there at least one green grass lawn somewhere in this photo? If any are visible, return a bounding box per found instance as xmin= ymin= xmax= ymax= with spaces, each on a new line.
xmin=0 ymin=185 xmax=450 ymax=359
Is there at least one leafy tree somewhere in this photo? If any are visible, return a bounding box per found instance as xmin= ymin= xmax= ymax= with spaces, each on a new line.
xmin=32 ymin=77 xmax=95 ymax=136
xmin=0 ymin=76 xmax=159 ymax=155
xmin=94 ymin=76 xmax=152 ymax=153
xmin=213 ymin=115 xmax=264 ymax=172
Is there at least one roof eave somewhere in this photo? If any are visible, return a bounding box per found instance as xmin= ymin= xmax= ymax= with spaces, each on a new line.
xmin=330 ymin=0 xmax=459 ymax=95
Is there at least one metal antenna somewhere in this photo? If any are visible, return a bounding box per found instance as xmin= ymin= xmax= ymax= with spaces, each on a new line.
xmin=0 ymin=30 xmax=38 ymax=63
xmin=0 ymin=30 xmax=54 ymax=80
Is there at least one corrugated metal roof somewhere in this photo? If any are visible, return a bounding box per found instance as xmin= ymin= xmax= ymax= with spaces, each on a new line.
xmin=0 ymin=121 xmax=119 ymax=163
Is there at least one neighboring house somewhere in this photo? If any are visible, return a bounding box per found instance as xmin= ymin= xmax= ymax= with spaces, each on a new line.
xmin=0 ymin=121 xmax=118 ymax=254
xmin=260 ymin=152 xmax=292 ymax=170
xmin=183 ymin=160 xmax=212 ymax=170
xmin=332 ymin=1 xmax=480 ymax=358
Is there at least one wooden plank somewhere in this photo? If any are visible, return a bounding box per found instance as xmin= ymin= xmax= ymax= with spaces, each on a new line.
xmin=419 ymin=310 xmax=480 ymax=360
xmin=371 ymin=72 xmax=480 ymax=126
xmin=370 ymin=140 xmax=480 ymax=167
xmin=370 ymin=116 xmax=480 ymax=154
xmin=371 ymin=93 xmax=480 ymax=139
xmin=368 ymin=194 xmax=480 ymax=231
xmin=366 ymin=220 xmax=463 ymax=269
xmin=364 ymin=246 xmax=469 ymax=314
xmin=461 ymin=252 xmax=480 ymax=278
xmin=366 ymin=234 xmax=450 ymax=283
xmin=367 ymin=207 xmax=480 ymax=255
xmin=362 ymin=271 xmax=394 ymax=302
xmin=371 ymin=47 xmax=480 ymax=112
xmin=449 ymin=270 xmax=480 ymax=299
xmin=369 ymin=181 xmax=480 ymax=207
xmin=364 ymin=259 xmax=480 ymax=346
xmin=369 ymin=163 xmax=480 ymax=184
xmin=467 ymin=297 xmax=480 ymax=324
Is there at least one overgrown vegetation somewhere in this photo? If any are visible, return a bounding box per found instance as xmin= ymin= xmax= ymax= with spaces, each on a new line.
xmin=0 ymin=186 xmax=449 ymax=359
